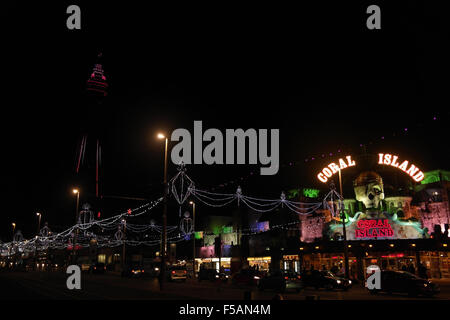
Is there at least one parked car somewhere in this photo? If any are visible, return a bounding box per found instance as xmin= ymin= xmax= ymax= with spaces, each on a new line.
xmin=300 ymin=270 xmax=352 ymax=291
xmin=122 ymin=264 xmax=145 ymax=278
xmin=231 ymin=269 xmax=264 ymax=286
xmin=368 ymin=270 xmax=440 ymax=297
xmin=91 ymin=262 xmax=106 ymax=274
xmin=257 ymin=270 xmax=303 ymax=293
xmin=198 ymin=268 xmax=229 ymax=282
xmin=168 ymin=265 xmax=187 ymax=282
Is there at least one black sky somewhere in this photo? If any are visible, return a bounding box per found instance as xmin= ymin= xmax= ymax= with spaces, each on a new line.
xmin=1 ymin=2 xmax=449 ymax=241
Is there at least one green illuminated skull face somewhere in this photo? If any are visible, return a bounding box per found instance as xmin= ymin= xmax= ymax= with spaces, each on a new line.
xmin=354 ymin=172 xmax=385 ymax=209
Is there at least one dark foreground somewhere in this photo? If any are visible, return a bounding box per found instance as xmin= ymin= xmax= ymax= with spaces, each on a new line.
xmin=0 ymin=271 xmax=449 ymax=300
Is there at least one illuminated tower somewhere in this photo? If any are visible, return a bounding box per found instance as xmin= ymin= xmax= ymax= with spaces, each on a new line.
xmin=86 ymin=53 xmax=109 ymax=103
xmin=74 ymin=53 xmax=109 ymax=218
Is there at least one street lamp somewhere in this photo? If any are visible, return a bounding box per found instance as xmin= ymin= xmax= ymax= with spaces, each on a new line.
xmin=338 ymin=169 xmax=350 ymax=280
xmin=12 ymin=223 xmax=16 ymax=240
xmin=157 ymin=133 xmax=169 ymax=291
xmin=189 ymin=201 xmax=196 ymax=278
xmin=36 ymin=212 xmax=42 ymax=236
xmin=72 ymin=188 xmax=80 ymax=264
xmin=72 ymin=189 xmax=80 ymax=223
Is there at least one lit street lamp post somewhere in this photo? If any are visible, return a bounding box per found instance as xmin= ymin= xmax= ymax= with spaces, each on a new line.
xmin=122 ymin=218 xmax=127 ymax=271
xmin=72 ymin=189 xmax=80 ymax=264
xmin=35 ymin=212 xmax=42 ymax=271
xmin=36 ymin=212 xmax=42 ymax=235
xmin=190 ymin=201 xmax=196 ymax=278
xmin=338 ymin=169 xmax=350 ymax=280
xmin=157 ymin=133 xmax=169 ymax=291
xmin=12 ymin=222 xmax=16 ymax=240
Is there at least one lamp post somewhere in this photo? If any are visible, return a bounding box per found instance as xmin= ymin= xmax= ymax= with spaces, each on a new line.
xmin=34 ymin=212 xmax=42 ymax=271
xmin=72 ymin=189 xmax=80 ymax=264
xmin=12 ymin=223 xmax=16 ymax=240
xmin=157 ymin=133 xmax=169 ymax=291
xmin=122 ymin=218 xmax=127 ymax=271
xmin=36 ymin=212 xmax=42 ymax=235
xmin=190 ymin=201 xmax=196 ymax=278
xmin=338 ymin=169 xmax=350 ymax=279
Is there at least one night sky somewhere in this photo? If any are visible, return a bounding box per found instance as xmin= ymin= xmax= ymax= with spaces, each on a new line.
xmin=1 ymin=2 xmax=449 ymax=241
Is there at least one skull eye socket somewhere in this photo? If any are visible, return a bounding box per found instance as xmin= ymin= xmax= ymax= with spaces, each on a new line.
xmin=372 ymin=186 xmax=382 ymax=195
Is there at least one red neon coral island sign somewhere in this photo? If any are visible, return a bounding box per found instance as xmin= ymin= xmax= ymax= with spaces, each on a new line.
xmin=355 ymin=219 xmax=394 ymax=238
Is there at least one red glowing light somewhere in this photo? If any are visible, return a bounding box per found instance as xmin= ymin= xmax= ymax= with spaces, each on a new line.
xmin=355 ymin=219 xmax=394 ymax=238
xmin=381 ymin=253 xmax=404 ymax=258
xmin=127 ymin=209 xmax=131 ymax=215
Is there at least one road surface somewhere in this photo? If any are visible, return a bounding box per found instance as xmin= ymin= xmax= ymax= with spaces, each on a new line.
xmin=0 ymin=271 xmax=448 ymax=300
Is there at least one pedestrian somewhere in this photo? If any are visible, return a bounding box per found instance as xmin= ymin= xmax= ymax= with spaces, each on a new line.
xmin=407 ymin=263 xmax=415 ymax=275
xmin=331 ymin=265 xmax=339 ymax=275
xmin=418 ymin=263 xmax=428 ymax=279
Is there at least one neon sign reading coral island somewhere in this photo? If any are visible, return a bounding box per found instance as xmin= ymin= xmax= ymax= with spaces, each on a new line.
xmin=316 ymin=153 xmax=425 ymax=183
xmin=355 ymin=219 xmax=394 ymax=238
xmin=378 ymin=153 xmax=424 ymax=182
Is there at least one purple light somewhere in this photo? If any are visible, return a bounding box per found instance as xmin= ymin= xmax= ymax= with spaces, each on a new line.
xmin=381 ymin=136 xmax=384 ymax=139
xmin=338 ymin=149 xmax=341 ymax=153
xmin=289 ymin=162 xmax=293 ymax=166
xmin=433 ymin=116 xmax=437 ymax=120
xmin=404 ymin=128 xmax=408 ymax=131
xmin=312 ymin=157 xmax=315 ymax=160
xmin=321 ymin=154 xmax=325 ymax=157
xmin=360 ymin=144 xmax=363 ymax=147
xmin=329 ymin=153 xmax=333 ymax=156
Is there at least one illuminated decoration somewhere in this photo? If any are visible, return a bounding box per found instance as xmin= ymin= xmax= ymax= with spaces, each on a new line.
xmin=317 ymin=153 xmax=426 ymax=183
xmin=420 ymin=170 xmax=450 ymax=185
xmin=170 ymin=164 xmax=195 ymax=217
xmin=378 ymin=153 xmax=424 ymax=182
xmin=199 ymin=246 xmax=215 ymax=258
xmin=250 ymin=221 xmax=270 ymax=233
xmin=86 ymin=53 xmax=108 ymax=99
xmin=329 ymin=210 xmax=426 ymax=240
xmin=222 ymin=226 xmax=233 ymax=234
xmin=326 ymin=168 xmax=427 ymax=241
xmin=355 ymin=219 xmax=394 ymax=238
xmin=381 ymin=253 xmax=404 ymax=258
xmin=317 ymin=156 xmax=356 ymax=183
xmin=194 ymin=231 xmax=203 ymax=239
xmin=303 ymin=188 xmax=320 ymax=198
xmin=354 ymin=171 xmax=385 ymax=209
xmin=180 ymin=211 xmax=193 ymax=235
xmin=287 ymin=189 xmax=299 ymax=199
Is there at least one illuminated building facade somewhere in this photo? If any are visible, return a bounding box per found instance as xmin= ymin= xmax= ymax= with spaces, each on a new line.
xmin=294 ymin=163 xmax=450 ymax=281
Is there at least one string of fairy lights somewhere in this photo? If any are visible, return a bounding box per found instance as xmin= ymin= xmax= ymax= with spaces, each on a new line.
xmin=1 ymin=166 xmax=348 ymax=257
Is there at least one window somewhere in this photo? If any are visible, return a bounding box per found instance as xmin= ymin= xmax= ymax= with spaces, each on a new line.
xmin=97 ymin=254 xmax=106 ymax=263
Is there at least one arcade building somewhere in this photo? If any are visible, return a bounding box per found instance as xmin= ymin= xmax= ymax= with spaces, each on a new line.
xmin=284 ymin=154 xmax=450 ymax=281
xmin=187 ymin=154 xmax=450 ymax=282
